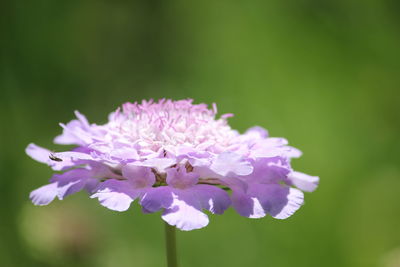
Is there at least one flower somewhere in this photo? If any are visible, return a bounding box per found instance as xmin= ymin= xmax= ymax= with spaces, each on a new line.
xmin=27 ymin=99 xmax=318 ymax=231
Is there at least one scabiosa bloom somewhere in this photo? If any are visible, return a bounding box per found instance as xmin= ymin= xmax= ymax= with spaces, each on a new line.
xmin=27 ymin=99 xmax=318 ymax=231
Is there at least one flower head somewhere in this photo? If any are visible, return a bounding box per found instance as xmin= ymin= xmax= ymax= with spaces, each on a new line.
xmin=27 ymin=99 xmax=318 ymax=231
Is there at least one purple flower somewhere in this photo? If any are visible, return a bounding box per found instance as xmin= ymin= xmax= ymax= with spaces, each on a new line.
xmin=27 ymin=99 xmax=318 ymax=231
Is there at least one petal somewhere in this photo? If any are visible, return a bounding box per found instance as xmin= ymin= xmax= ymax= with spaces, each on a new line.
xmin=51 ymin=168 xmax=91 ymax=200
xmin=25 ymin=143 xmax=84 ymax=171
xmin=133 ymin=158 xmax=176 ymax=173
xmin=29 ymin=183 xmax=58 ymax=206
xmin=248 ymin=184 xmax=304 ymax=219
xmin=26 ymin=143 xmax=51 ymax=164
xmin=210 ymin=152 xmax=253 ymax=177
xmin=162 ymin=192 xmax=209 ymax=231
xmin=54 ymin=111 xmax=93 ymax=145
xmin=57 ymin=180 xmax=85 ymax=200
xmin=184 ymin=151 xmax=217 ymax=178
xmin=262 ymin=138 xmax=289 ymax=146
xmin=54 ymin=122 xmax=90 ymax=145
xmin=191 ymin=185 xmax=231 ymax=214
xmin=185 ymin=151 xmax=212 ymax=167
xmin=284 ymin=147 xmax=302 ymax=158
xmin=231 ymin=189 xmax=265 ymax=218
xmin=249 ymin=138 xmax=302 ymax=159
xmin=74 ymin=110 xmax=90 ymax=127
xmin=140 ymin=186 xmax=174 ymax=213
xmin=243 ymin=157 xmax=290 ymax=184
xmin=109 ymin=148 xmax=140 ymax=161
xmin=55 ymin=151 xmax=94 ymax=161
xmin=166 ymin=168 xmax=199 ymax=189
xmin=91 ymin=179 xmax=139 ymax=211
xmin=245 ymin=126 xmax=269 ymax=138
xmin=288 ymin=171 xmax=319 ymax=192
xmin=122 ymin=165 xmax=155 ymax=188
xmin=84 ymin=178 xmax=100 ymax=194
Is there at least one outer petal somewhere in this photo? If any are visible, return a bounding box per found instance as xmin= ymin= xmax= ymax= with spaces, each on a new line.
xmin=91 ymin=179 xmax=141 ymax=211
xmin=245 ymin=126 xmax=269 ymax=139
xmin=191 ymin=185 xmax=231 ymax=214
xmin=109 ymin=147 xmax=140 ymax=161
xmin=50 ymin=168 xmax=92 ymax=200
xmin=140 ymin=186 xmax=174 ymax=213
xmin=166 ymin=168 xmax=199 ymax=188
xmin=185 ymin=151 xmax=217 ymax=179
xmin=122 ymin=165 xmax=155 ymax=188
xmin=26 ymin=143 xmax=51 ymax=164
xmin=232 ymin=184 xmax=304 ymax=219
xmin=25 ymin=143 xmax=76 ymax=171
xmin=30 ymin=183 xmax=58 ymax=206
xmin=185 ymin=151 xmax=212 ymax=167
xmin=287 ymin=171 xmax=319 ymax=192
xmin=54 ymin=151 xmax=94 ymax=161
xmin=210 ymin=152 xmax=253 ymax=177
xmin=248 ymin=184 xmax=304 ymax=219
xmin=140 ymin=186 xmax=212 ymax=230
xmin=242 ymin=157 xmax=291 ymax=184
xmin=84 ymin=178 xmax=100 ymax=194
xmin=234 ymin=126 xmax=269 ymax=146
xmin=162 ymin=192 xmax=209 ymax=231
xmin=249 ymin=138 xmax=302 ymax=159
xmin=231 ymin=189 xmax=265 ymax=218
xmin=54 ymin=111 xmax=93 ymax=145
xmin=133 ymin=158 xmax=176 ymax=173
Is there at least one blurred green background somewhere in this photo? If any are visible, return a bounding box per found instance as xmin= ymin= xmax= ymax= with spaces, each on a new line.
xmin=1 ymin=1 xmax=400 ymax=267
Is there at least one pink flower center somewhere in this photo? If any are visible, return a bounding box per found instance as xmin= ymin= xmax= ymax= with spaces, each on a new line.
xmin=106 ymin=99 xmax=238 ymax=153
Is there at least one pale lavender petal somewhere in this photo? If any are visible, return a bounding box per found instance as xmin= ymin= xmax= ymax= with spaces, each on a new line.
xmin=105 ymin=140 xmax=141 ymax=161
xmin=235 ymin=126 xmax=269 ymax=148
xmin=51 ymin=168 xmax=91 ymax=200
xmin=25 ymin=143 xmax=80 ymax=171
xmin=262 ymin=138 xmax=289 ymax=146
xmin=162 ymin=192 xmax=209 ymax=231
xmin=210 ymin=152 xmax=253 ymax=176
xmin=91 ymin=179 xmax=140 ymax=212
xmin=53 ymin=121 xmax=82 ymax=145
xmin=109 ymin=148 xmax=140 ymax=161
xmin=133 ymin=158 xmax=176 ymax=173
xmin=285 ymin=146 xmax=302 ymax=158
xmin=121 ymin=165 xmax=155 ymax=188
xmin=54 ymin=122 xmax=92 ymax=145
xmin=57 ymin=180 xmax=85 ymax=200
xmin=30 ymin=183 xmax=58 ymax=206
xmin=26 ymin=143 xmax=51 ymax=164
xmin=84 ymin=178 xmax=100 ymax=194
xmin=231 ymin=189 xmax=265 ymax=218
xmin=54 ymin=151 xmax=94 ymax=161
xmin=243 ymin=157 xmax=290 ymax=184
xmin=185 ymin=151 xmax=216 ymax=178
xmin=166 ymin=168 xmax=199 ymax=188
xmin=140 ymin=186 xmax=174 ymax=213
xmin=182 ymin=151 xmax=211 ymax=167
xmin=86 ymin=161 xmax=117 ymax=178
xmin=54 ymin=111 xmax=96 ymax=145
xmin=191 ymin=185 xmax=231 ymax=214
xmin=247 ymin=184 xmax=304 ymax=219
xmin=74 ymin=110 xmax=90 ymax=128
xmin=288 ymin=171 xmax=319 ymax=192
xmin=250 ymin=146 xmax=285 ymax=158
xmin=250 ymin=138 xmax=302 ymax=159
xmin=187 ymin=151 xmax=213 ymax=166
xmin=245 ymin=126 xmax=269 ymax=138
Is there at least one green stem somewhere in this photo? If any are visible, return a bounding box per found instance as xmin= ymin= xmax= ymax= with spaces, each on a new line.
xmin=164 ymin=222 xmax=178 ymax=267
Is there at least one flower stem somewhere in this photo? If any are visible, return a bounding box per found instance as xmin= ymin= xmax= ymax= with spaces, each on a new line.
xmin=164 ymin=222 xmax=178 ymax=267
